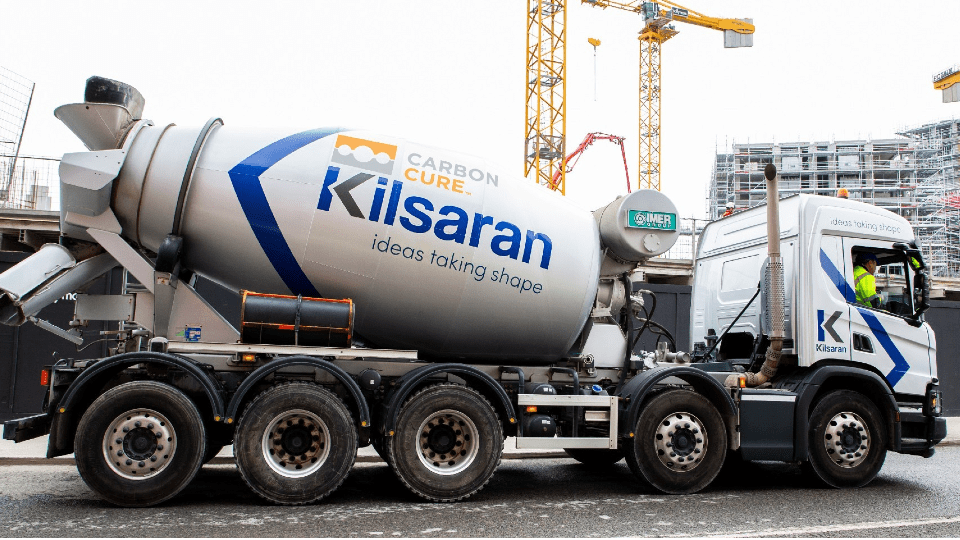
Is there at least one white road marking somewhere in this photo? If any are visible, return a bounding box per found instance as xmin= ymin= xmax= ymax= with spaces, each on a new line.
xmin=699 ymin=516 xmax=960 ymax=537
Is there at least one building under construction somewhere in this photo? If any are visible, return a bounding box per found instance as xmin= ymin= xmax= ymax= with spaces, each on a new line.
xmin=0 ymin=67 xmax=54 ymax=211
xmin=709 ymin=119 xmax=960 ymax=277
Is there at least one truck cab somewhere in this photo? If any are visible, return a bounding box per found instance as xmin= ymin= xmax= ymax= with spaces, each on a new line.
xmin=693 ymin=194 xmax=944 ymax=470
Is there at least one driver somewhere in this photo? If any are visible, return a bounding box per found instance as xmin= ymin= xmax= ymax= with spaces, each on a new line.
xmin=853 ymin=253 xmax=882 ymax=309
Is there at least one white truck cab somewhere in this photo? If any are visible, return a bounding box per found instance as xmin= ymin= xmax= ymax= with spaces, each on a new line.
xmin=693 ymin=194 xmax=944 ymax=469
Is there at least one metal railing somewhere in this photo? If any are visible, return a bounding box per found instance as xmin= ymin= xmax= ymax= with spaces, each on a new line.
xmin=657 ymin=218 xmax=704 ymax=261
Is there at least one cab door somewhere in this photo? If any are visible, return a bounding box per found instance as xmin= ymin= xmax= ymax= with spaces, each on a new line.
xmin=841 ymin=238 xmax=931 ymax=396
xmin=813 ymin=235 xmax=852 ymax=363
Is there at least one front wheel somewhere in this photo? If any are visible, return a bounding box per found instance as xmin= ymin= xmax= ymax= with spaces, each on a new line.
xmin=387 ymin=383 xmax=503 ymax=502
xmin=804 ymin=390 xmax=887 ymax=488
xmin=235 ymin=382 xmax=358 ymax=505
xmin=625 ymin=388 xmax=727 ymax=494
xmin=74 ymin=381 xmax=206 ymax=507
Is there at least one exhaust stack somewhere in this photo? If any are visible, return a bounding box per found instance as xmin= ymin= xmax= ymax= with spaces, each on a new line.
xmin=727 ymin=163 xmax=784 ymax=387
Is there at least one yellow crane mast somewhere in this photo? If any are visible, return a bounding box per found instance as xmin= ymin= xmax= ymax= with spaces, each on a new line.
xmin=525 ymin=1 xmax=569 ymax=194
xmin=583 ymin=0 xmax=754 ymax=191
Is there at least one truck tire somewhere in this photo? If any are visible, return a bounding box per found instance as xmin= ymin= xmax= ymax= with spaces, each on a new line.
xmin=74 ymin=381 xmax=206 ymax=507
xmin=387 ymin=383 xmax=503 ymax=502
xmin=624 ymin=388 xmax=727 ymax=494
xmin=564 ymin=448 xmax=624 ymax=466
xmin=371 ymin=434 xmax=390 ymax=464
xmin=804 ymin=390 xmax=887 ymax=488
xmin=235 ymin=382 xmax=357 ymax=505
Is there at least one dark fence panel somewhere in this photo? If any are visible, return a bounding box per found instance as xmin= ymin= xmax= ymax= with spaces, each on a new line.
xmin=0 ymin=252 xmax=115 ymax=422
xmin=927 ymin=301 xmax=960 ymax=415
xmin=631 ymin=283 xmax=691 ymax=355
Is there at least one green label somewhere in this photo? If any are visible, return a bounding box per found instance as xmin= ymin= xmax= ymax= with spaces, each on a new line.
xmin=627 ymin=210 xmax=676 ymax=231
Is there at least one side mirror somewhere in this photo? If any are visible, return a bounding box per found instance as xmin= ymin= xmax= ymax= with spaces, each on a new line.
xmin=914 ymin=269 xmax=931 ymax=317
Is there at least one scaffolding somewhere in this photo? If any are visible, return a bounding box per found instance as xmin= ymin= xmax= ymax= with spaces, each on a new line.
xmin=0 ymin=155 xmax=57 ymax=210
xmin=0 ymin=67 xmax=34 ymax=191
xmin=709 ymin=120 xmax=960 ymax=277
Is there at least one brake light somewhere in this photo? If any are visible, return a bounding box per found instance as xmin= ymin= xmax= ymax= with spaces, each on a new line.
xmin=40 ymin=369 xmax=50 ymax=386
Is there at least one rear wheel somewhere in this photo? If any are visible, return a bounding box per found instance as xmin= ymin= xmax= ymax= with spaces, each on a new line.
xmin=805 ymin=390 xmax=886 ymax=488
xmin=74 ymin=381 xmax=206 ymax=507
xmin=387 ymin=383 xmax=503 ymax=502
xmin=235 ymin=382 xmax=357 ymax=505
xmin=371 ymin=433 xmax=390 ymax=463
xmin=564 ymin=448 xmax=624 ymax=467
xmin=625 ymin=388 xmax=727 ymax=494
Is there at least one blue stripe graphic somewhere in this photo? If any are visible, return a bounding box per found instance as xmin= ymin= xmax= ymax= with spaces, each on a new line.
xmin=818 ymin=248 xmax=911 ymax=386
xmin=855 ymin=307 xmax=911 ymax=386
xmin=819 ymin=249 xmax=856 ymax=303
xmin=228 ymin=128 xmax=345 ymax=297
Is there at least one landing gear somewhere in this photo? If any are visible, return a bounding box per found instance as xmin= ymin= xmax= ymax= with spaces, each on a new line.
xmin=235 ymin=382 xmax=357 ymax=504
xmin=388 ymin=383 xmax=503 ymax=502
xmin=75 ymin=381 xmax=206 ymax=507
xmin=804 ymin=390 xmax=887 ymax=488
xmin=625 ymin=388 xmax=727 ymax=494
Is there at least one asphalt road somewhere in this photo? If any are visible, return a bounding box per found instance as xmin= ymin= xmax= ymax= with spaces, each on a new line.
xmin=1 ymin=447 xmax=959 ymax=538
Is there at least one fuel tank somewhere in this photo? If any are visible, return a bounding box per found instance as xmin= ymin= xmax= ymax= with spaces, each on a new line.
xmin=91 ymin=121 xmax=602 ymax=362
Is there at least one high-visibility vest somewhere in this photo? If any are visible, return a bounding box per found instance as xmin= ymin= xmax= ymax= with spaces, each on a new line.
xmin=854 ymin=265 xmax=880 ymax=307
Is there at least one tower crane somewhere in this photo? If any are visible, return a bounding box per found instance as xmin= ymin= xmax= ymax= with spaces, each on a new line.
xmin=583 ymin=1 xmax=754 ymax=191
xmin=934 ymin=65 xmax=960 ymax=103
xmin=525 ymin=1 xmax=569 ymax=195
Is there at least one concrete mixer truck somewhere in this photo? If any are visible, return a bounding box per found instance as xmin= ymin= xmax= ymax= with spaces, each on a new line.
xmin=0 ymin=77 xmax=946 ymax=507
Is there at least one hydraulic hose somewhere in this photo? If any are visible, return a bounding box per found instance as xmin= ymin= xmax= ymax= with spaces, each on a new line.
xmin=614 ymin=273 xmax=635 ymax=396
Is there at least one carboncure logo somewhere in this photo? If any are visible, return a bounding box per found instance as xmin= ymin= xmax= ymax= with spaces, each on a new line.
xmin=331 ymin=135 xmax=397 ymax=175
xmin=404 ymin=152 xmax=499 ymax=197
xmin=316 ymin=165 xmax=553 ymax=270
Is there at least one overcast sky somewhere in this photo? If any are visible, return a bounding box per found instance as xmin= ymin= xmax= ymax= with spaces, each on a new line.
xmin=3 ymin=0 xmax=959 ymax=218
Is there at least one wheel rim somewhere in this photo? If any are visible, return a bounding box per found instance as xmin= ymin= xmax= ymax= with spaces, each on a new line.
xmin=653 ymin=411 xmax=707 ymax=472
xmin=261 ymin=409 xmax=331 ymax=478
xmin=415 ymin=409 xmax=480 ymax=476
xmin=822 ymin=411 xmax=870 ymax=468
xmin=102 ymin=408 xmax=176 ymax=480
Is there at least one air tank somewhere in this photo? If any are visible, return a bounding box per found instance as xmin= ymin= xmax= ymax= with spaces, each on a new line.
xmin=54 ymin=78 xmax=677 ymax=363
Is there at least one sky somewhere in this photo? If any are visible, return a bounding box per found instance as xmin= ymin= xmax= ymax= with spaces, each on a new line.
xmin=2 ymin=0 xmax=959 ymax=219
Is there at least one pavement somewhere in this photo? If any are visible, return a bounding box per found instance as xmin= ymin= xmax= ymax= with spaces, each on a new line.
xmin=2 ymin=417 xmax=957 ymax=464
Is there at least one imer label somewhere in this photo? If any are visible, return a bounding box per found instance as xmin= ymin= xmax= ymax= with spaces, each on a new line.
xmin=627 ymin=210 xmax=676 ymax=231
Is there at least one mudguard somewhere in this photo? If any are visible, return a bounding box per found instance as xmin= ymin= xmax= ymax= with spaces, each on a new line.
xmin=381 ymin=363 xmax=516 ymax=436
xmin=224 ymin=355 xmax=370 ymax=430
xmin=48 ymin=351 xmax=225 ymax=457
xmin=786 ymin=362 xmax=899 ymax=460
xmin=617 ymin=365 xmax=738 ymax=440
